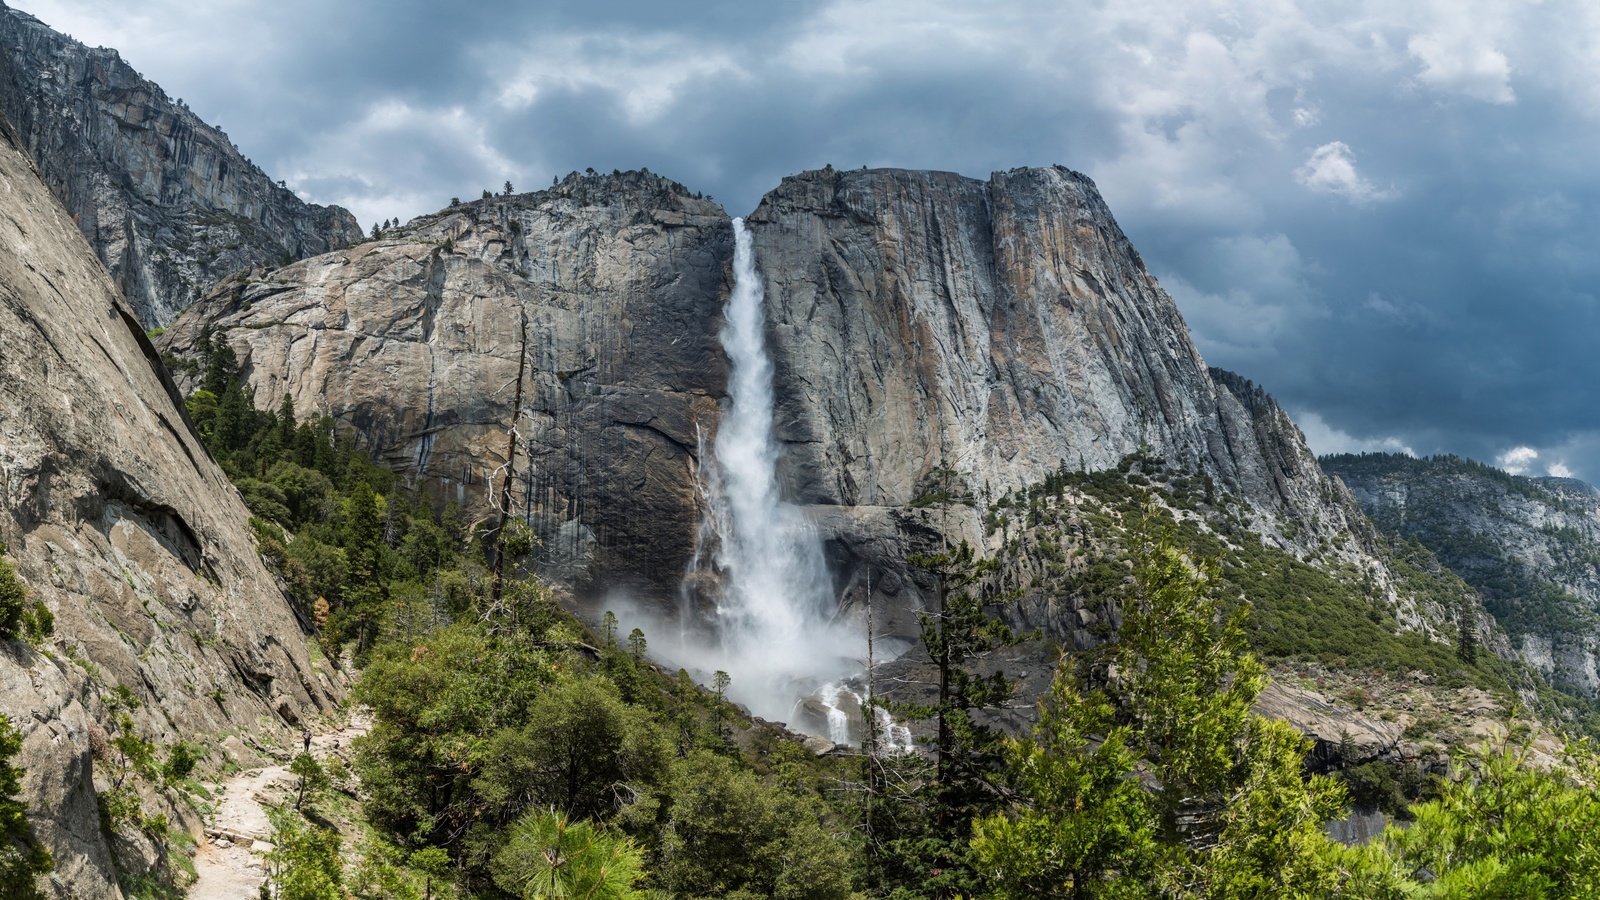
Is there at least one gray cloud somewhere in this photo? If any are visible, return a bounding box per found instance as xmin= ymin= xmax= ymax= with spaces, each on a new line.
xmin=20 ymin=0 xmax=1600 ymax=479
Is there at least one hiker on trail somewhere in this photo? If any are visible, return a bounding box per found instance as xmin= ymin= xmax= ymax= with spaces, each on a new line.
xmin=303 ymin=729 xmax=312 ymax=753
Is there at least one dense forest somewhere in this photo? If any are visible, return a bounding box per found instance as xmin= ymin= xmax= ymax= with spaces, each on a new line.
xmin=8 ymin=333 xmax=1599 ymax=898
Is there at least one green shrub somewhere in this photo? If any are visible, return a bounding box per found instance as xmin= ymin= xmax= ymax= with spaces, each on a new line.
xmin=0 ymin=716 xmax=51 ymax=899
xmin=0 ymin=548 xmax=28 ymax=640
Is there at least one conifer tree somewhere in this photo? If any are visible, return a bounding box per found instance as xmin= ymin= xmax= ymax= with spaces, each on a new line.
xmin=874 ymin=540 xmax=1025 ymax=898
xmin=973 ymin=518 xmax=1347 ymax=899
xmin=0 ymin=716 xmax=50 ymax=900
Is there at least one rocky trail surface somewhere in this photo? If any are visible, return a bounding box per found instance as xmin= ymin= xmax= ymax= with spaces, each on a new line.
xmin=188 ymin=712 xmax=371 ymax=900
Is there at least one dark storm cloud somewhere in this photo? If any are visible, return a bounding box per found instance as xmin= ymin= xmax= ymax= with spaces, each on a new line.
xmin=20 ymin=0 xmax=1600 ymax=479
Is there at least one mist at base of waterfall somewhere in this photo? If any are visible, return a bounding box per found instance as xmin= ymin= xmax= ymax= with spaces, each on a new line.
xmin=651 ymin=216 xmax=906 ymax=730
xmin=597 ymin=588 xmax=870 ymax=728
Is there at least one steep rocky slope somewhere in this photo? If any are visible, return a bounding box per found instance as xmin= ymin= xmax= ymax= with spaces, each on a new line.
xmin=0 ymin=1 xmax=361 ymax=327
xmin=0 ymin=116 xmax=342 ymax=898
xmin=1325 ymin=452 xmax=1600 ymax=697
xmin=156 ymin=166 xmax=1460 ymax=647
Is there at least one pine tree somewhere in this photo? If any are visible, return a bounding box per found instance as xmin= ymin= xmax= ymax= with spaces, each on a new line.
xmin=0 ymin=716 xmax=51 ymax=900
xmin=973 ymin=518 xmax=1347 ymax=899
xmin=874 ymin=540 xmax=1025 ymax=899
xmin=277 ymin=393 xmax=297 ymax=446
xmin=906 ymin=541 xmax=1023 ymax=820
xmin=202 ymin=330 xmax=237 ymax=398
xmin=1457 ymin=605 xmax=1479 ymax=666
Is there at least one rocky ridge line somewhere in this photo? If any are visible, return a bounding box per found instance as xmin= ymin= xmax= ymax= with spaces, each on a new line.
xmin=1326 ymin=452 xmax=1600 ymax=696
xmin=156 ymin=165 xmax=1475 ymax=654
xmin=0 ymin=1 xmax=362 ymax=327
xmin=160 ymin=169 xmax=731 ymax=598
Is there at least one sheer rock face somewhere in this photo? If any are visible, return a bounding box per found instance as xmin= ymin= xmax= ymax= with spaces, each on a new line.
xmin=0 ymin=120 xmax=342 ymax=900
xmin=1326 ymin=454 xmax=1600 ymax=696
xmin=159 ymin=172 xmax=733 ymax=596
xmin=0 ymin=1 xmax=361 ymax=327
xmin=160 ymin=166 xmax=1363 ymax=624
xmin=749 ymin=168 xmax=1349 ymax=522
xmin=750 ymin=167 xmax=1366 ymax=606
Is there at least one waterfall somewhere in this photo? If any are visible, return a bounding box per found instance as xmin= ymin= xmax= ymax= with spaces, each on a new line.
xmin=815 ymin=680 xmax=916 ymax=751
xmin=672 ymin=218 xmax=852 ymax=723
xmin=712 ymin=219 xmax=835 ymax=649
xmin=655 ymin=217 xmax=916 ymax=747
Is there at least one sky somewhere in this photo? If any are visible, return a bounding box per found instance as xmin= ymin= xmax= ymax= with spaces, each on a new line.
xmin=18 ymin=0 xmax=1600 ymax=481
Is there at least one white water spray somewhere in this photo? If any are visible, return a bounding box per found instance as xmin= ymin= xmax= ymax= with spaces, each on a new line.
xmin=815 ymin=681 xmax=915 ymax=751
xmin=713 ymin=220 xmax=835 ymax=645
xmin=641 ymin=217 xmax=919 ymax=748
xmin=673 ymin=218 xmax=855 ymax=723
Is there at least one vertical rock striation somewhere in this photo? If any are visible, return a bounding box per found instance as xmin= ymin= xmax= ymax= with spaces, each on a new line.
xmin=161 ymin=165 xmax=1372 ymax=624
xmin=0 ymin=114 xmax=341 ymax=899
xmin=159 ymin=171 xmax=732 ymax=596
xmin=750 ymin=167 xmax=1359 ymax=536
xmin=0 ymin=1 xmax=361 ymax=327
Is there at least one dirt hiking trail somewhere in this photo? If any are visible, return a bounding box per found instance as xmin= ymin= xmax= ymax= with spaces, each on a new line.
xmin=187 ymin=712 xmax=371 ymax=900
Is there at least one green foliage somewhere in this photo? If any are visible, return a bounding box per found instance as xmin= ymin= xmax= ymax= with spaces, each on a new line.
xmin=476 ymin=677 xmax=671 ymax=823
xmin=0 ymin=547 xmax=30 ymax=640
xmin=491 ymin=809 xmax=642 ymax=900
xmin=871 ymin=540 xmax=1028 ymax=898
xmin=347 ymin=837 xmax=425 ymax=900
xmin=161 ymin=741 xmax=202 ymax=787
xmin=20 ymin=601 xmax=52 ymax=647
xmin=354 ymin=623 xmax=559 ymax=843
xmin=289 ymin=752 xmax=330 ymax=811
xmin=971 ymin=672 xmax=1156 ymax=899
xmin=1329 ymin=730 xmax=1600 ymax=897
xmin=0 ymin=716 xmax=51 ymax=900
xmin=351 ymin=576 xmax=860 ymax=897
xmin=1333 ymin=760 xmax=1438 ymax=818
xmin=1321 ymin=451 xmax=1598 ymax=647
xmin=657 ymin=751 xmax=853 ymax=900
xmin=268 ymin=811 xmax=344 ymax=900
xmin=0 ymin=544 xmax=52 ymax=648
xmin=171 ymin=335 xmax=469 ymax=655
xmin=974 ymin=521 xmax=1348 ymax=899
xmin=408 ymin=846 xmax=451 ymax=900
xmin=97 ymin=706 xmax=183 ymax=839
xmin=996 ymin=457 xmax=1513 ymax=693
xmin=164 ymin=330 xmax=1600 ymax=900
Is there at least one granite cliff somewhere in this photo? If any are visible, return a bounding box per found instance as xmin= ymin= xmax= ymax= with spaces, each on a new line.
xmin=0 ymin=1 xmax=362 ymax=327
xmin=1325 ymin=452 xmax=1600 ymax=697
xmin=750 ymin=168 xmax=1331 ymax=518
xmin=0 ymin=114 xmax=342 ymax=898
xmin=160 ymin=170 xmax=731 ymax=599
xmin=746 ymin=167 xmax=1374 ymax=625
xmin=157 ymin=166 xmax=1425 ymax=639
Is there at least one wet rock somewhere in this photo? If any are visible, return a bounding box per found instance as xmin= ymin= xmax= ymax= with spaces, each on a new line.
xmin=802 ymin=735 xmax=837 ymax=756
xmin=1326 ymin=806 xmax=1390 ymax=847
